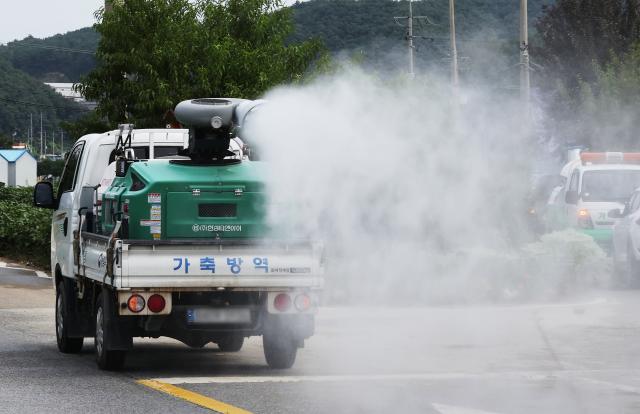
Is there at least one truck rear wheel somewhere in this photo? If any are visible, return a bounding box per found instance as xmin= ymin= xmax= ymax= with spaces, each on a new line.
xmin=95 ymin=294 xmax=126 ymax=370
xmin=217 ymin=335 xmax=244 ymax=352
xmin=56 ymin=281 xmax=83 ymax=353
xmin=263 ymin=332 xmax=297 ymax=369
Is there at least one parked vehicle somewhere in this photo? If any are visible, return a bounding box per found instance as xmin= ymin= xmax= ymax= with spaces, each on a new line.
xmin=543 ymin=152 xmax=640 ymax=251
xmin=33 ymin=98 xmax=324 ymax=370
xmin=611 ymin=188 xmax=640 ymax=284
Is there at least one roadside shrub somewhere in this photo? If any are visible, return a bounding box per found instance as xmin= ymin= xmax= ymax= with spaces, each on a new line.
xmin=0 ymin=187 xmax=51 ymax=267
xmin=0 ymin=186 xmax=33 ymax=204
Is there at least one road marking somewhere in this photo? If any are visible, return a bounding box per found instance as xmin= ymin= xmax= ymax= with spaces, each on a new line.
xmin=137 ymin=379 xmax=253 ymax=414
xmin=152 ymin=368 xmax=639 ymax=386
xmin=35 ymin=271 xmax=51 ymax=279
xmin=152 ymin=371 xmax=557 ymax=385
xmin=432 ymin=403 xmax=504 ymax=414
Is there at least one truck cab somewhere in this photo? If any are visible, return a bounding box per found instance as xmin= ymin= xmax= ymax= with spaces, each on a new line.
xmin=51 ymin=129 xmax=190 ymax=281
xmin=546 ymin=152 xmax=640 ymax=250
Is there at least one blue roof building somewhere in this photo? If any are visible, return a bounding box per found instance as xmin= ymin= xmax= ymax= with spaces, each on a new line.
xmin=0 ymin=149 xmax=37 ymax=187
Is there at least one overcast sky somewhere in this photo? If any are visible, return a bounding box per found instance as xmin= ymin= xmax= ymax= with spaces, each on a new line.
xmin=0 ymin=0 xmax=104 ymax=45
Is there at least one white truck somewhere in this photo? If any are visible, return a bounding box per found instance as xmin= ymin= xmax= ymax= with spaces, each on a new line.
xmin=544 ymin=152 xmax=640 ymax=251
xmin=33 ymin=115 xmax=324 ymax=370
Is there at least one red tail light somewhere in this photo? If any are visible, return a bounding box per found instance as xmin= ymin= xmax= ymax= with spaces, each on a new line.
xmin=274 ymin=293 xmax=291 ymax=312
xmin=147 ymin=294 xmax=166 ymax=313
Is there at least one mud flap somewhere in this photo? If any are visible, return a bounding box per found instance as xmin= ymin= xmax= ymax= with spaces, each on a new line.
xmin=60 ymin=277 xmax=90 ymax=338
xmin=101 ymin=286 xmax=133 ymax=351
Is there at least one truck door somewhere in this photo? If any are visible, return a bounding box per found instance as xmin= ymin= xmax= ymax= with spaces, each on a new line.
xmin=54 ymin=142 xmax=85 ymax=277
xmin=566 ymin=169 xmax=580 ymax=227
xmin=614 ymin=193 xmax=636 ymax=261
xmin=627 ymin=194 xmax=640 ymax=260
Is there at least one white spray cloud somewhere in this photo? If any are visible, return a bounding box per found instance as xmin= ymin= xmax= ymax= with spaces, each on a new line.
xmin=245 ymin=68 xmax=608 ymax=304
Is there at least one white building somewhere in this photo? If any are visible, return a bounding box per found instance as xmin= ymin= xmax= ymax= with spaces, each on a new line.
xmin=0 ymin=150 xmax=37 ymax=187
xmin=44 ymin=83 xmax=97 ymax=110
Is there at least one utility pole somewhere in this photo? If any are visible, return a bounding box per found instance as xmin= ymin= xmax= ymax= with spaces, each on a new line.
xmin=408 ymin=0 xmax=415 ymax=77
xmin=29 ymin=113 xmax=33 ymax=150
xmin=449 ymin=0 xmax=459 ymax=87
xmin=394 ymin=1 xmax=432 ymax=78
xmin=60 ymin=130 xmax=64 ymax=154
xmin=520 ymin=0 xmax=531 ymax=112
xmin=51 ymin=129 xmax=55 ymax=156
xmin=39 ymin=112 xmax=43 ymax=157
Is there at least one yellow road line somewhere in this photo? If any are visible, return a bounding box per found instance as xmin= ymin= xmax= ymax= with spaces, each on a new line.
xmin=137 ymin=379 xmax=253 ymax=414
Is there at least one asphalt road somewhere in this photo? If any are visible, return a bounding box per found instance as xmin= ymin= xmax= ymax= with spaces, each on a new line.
xmin=1 ymin=263 xmax=640 ymax=413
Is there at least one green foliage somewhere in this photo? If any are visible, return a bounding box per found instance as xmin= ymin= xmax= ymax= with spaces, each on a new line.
xmin=573 ymin=42 xmax=640 ymax=149
xmin=80 ymin=0 xmax=324 ymax=127
xmin=0 ymin=54 xmax=87 ymax=141
xmin=290 ymin=0 xmax=553 ymax=76
xmin=534 ymin=0 xmax=640 ymax=147
xmin=0 ymin=186 xmax=33 ymax=203
xmin=61 ymin=111 xmax=112 ymax=140
xmin=0 ymin=133 xmax=12 ymax=148
xmin=535 ymin=0 xmax=640 ymax=93
xmin=0 ymin=28 xmax=100 ymax=82
xmin=0 ymin=187 xmax=51 ymax=267
xmin=37 ymin=159 xmax=65 ymax=177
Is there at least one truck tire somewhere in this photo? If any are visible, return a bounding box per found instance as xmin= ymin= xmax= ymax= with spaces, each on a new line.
xmin=95 ymin=294 xmax=126 ymax=371
xmin=217 ymin=335 xmax=244 ymax=352
xmin=55 ymin=281 xmax=83 ymax=353
xmin=263 ymin=332 xmax=297 ymax=369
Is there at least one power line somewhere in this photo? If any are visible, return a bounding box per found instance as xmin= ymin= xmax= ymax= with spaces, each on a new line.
xmin=4 ymin=42 xmax=96 ymax=55
xmin=0 ymin=97 xmax=92 ymax=112
xmin=394 ymin=0 xmax=435 ymax=77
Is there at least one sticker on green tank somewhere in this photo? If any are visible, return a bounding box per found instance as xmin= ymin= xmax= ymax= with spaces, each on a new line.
xmin=150 ymin=204 xmax=161 ymax=220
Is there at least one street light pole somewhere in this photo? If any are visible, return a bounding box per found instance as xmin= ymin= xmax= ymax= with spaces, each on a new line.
xmin=408 ymin=0 xmax=415 ymax=77
xmin=449 ymin=0 xmax=459 ymax=87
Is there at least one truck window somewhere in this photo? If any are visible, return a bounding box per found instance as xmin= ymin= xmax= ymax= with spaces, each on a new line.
xmin=57 ymin=143 xmax=84 ymax=199
xmin=582 ymin=170 xmax=640 ymax=202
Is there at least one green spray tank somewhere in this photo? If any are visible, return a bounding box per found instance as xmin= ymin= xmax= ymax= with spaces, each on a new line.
xmin=100 ymin=98 xmax=268 ymax=241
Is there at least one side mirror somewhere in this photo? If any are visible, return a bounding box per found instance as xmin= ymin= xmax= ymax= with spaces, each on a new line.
xmin=608 ymin=208 xmax=624 ymax=219
xmin=565 ymin=190 xmax=579 ymax=205
xmin=33 ymin=181 xmax=56 ymax=209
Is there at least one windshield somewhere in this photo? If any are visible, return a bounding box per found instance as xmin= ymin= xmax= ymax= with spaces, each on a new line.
xmin=581 ymin=170 xmax=640 ymax=202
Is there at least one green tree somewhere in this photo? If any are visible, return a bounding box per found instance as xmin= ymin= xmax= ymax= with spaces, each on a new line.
xmin=0 ymin=28 xmax=100 ymax=82
xmin=0 ymin=133 xmax=12 ymax=148
xmin=574 ymin=42 xmax=640 ymax=149
xmin=79 ymin=0 xmax=324 ymax=127
xmin=61 ymin=111 xmax=111 ymax=141
xmin=534 ymin=0 xmax=640 ymax=146
xmin=37 ymin=159 xmax=66 ymax=177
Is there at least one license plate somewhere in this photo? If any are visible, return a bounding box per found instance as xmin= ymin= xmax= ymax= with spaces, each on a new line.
xmin=186 ymin=308 xmax=252 ymax=324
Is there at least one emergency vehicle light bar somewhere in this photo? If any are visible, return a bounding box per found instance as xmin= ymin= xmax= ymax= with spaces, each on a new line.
xmin=580 ymin=152 xmax=640 ymax=164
